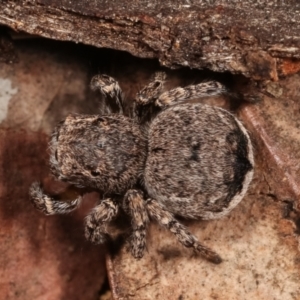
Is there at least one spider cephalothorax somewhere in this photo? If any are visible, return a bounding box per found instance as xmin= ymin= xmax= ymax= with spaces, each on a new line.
xmin=49 ymin=113 xmax=146 ymax=194
xmin=30 ymin=73 xmax=254 ymax=264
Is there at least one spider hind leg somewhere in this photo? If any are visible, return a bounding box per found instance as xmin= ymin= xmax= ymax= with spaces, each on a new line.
xmin=146 ymin=198 xmax=222 ymax=264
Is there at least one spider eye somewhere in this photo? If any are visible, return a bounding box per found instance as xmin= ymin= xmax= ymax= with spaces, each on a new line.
xmin=91 ymin=170 xmax=100 ymax=176
xmin=153 ymin=81 xmax=160 ymax=88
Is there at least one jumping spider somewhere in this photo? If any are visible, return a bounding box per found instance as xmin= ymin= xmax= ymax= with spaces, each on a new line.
xmin=29 ymin=72 xmax=254 ymax=264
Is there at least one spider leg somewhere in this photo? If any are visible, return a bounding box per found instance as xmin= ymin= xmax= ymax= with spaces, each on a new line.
xmin=155 ymin=81 xmax=227 ymax=108
xmin=29 ymin=182 xmax=81 ymax=215
xmin=146 ymin=198 xmax=222 ymax=264
xmin=123 ymin=189 xmax=149 ymax=259
xmin=134 ymin=72 xmax=166 ymax=122
xmin=135 ymin=72 xmax=166 ymax=105
xmin=85 ymin=198 xmax=119 ymax=244
xmin=90 ymin=74 xmax=124 ymax=114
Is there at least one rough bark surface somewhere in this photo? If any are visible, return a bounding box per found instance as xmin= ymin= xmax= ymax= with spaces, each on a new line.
xmin=0 ymin=40 xmax=107 ymax=300
xmin=1 ymin=22 xmax=300 ymax=298
xmin=0 ymin=130 xmax=106 ymax=300
xmin=107 ymin=73 xmax=300 ymax=299
xmin=239 ymin=75 xmax=300 ymax=205
xmin=107 ymin=179 xmax=300 ymax=300
xmin=1 ymin=0 xmax=300 ymax=79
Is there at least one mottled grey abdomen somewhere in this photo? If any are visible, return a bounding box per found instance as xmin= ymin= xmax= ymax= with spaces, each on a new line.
xmin=144 ymin=103 xmax=254 ymax=220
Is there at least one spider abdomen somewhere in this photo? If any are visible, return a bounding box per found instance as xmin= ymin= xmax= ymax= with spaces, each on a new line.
xmin=144 ymin=103 xmax=254 ymax=220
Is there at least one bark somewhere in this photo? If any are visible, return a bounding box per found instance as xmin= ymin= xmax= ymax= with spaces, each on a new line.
xmin=1 ymin=2 xmax=300 ymax=298
xmin=1 ymin=0 xmax=300 ymax=79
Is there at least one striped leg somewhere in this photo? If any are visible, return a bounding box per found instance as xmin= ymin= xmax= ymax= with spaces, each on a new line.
xmin=90 ymin=74 xmax=124 ymax=114
xmin=134 ymin=72 xmax=166 ymax=122
xmin=29 ymin=182 xmax=81 ymax=215
xmin=155 ymin=81 xmax=227 ymax=107
xmin=123 ymin=189 xmax=149 ymax=259
xmin=146 ymin=199 xmax=222 ymax=264
xmin=135 ymin=72 xmax=166 ymax=105
xmin=85 ymin=198 xmax=119 ymax=244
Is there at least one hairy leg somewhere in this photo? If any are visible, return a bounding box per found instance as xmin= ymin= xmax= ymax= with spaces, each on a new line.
xmin=134 ymin=72 xmax=166 ymax=122
xmin=29 ymin=182 xmax=81 ymax=215
xmin=135 ymin=72 xmax=166 ymax=105
xmin=155 ymin=81 xmax=227 ymax=108
xmin=90 ymin=74 xmax=124 ymax=114
xmin=85 ymin=198 xmax=119 ymax=244
xmin=146 ymin=199 xmax=222 ymax=264
xmin=123 ymin=189 xmax=149 ymax=259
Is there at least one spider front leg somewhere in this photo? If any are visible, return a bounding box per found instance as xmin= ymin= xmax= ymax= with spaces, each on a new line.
xmin=123 ymin=189 xmax=149 ymax=259
xmin=134 ymin=72 xmax=166 ymax=122
xmin=155 ymin=81 xmax=227 ymax=108
xmin=135 ymin=72 xmax=166 ymax=105
xmin=29 ymin=182 xmax=81 ymax=215
xmin=146 ymin=199 xmax=222 ymax=264
xmin=85 ymin=198 xmax=119 ymax=244
xmin=90 ymin=74 xmax=124 ymax=114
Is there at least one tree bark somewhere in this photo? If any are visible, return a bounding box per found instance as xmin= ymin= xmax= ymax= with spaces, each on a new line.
xmin=1 ymin=0 xmax=300 ymax=79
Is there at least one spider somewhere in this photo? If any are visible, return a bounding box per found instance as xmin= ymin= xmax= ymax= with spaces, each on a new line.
xmin=29 ymin=72 xmax=254 ymax=264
